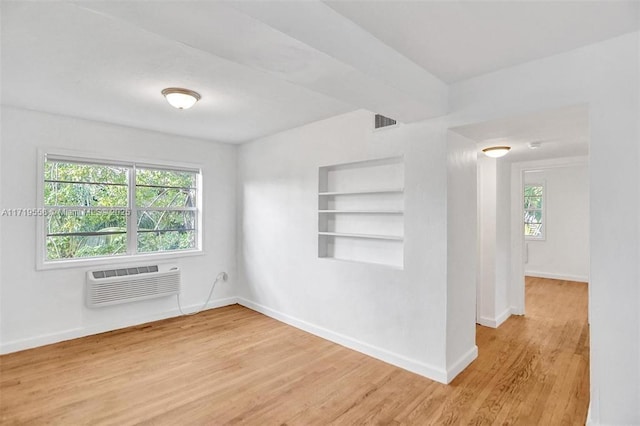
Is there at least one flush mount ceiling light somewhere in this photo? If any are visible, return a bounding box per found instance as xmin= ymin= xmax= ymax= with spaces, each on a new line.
xmin=161 ymin=87 xmax=201 ymax=110
xmin=482 ymin=146 xmax=511 ymax=158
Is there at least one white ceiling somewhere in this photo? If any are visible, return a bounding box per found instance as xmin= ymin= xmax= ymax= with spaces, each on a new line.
xmin=1 ymin=1 xmax=637 ymax=143
xmin=0 ymin=2 xmax=353 ymax=143
xmin=450 ymin=105 xmax=589 ymax=163
xmin=327 ymin=1 xmax=640 ymax=83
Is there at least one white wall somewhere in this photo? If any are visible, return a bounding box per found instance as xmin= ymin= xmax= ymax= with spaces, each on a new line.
xmin=237 ymin=109 xmax=477 ymax=384
xmin=0 ymin=107 xmax=3 ymax=348
xmin=495 ymin=160 xmax=511 ymax=319
xmin=524 ymin=164 xmax=589 ymax=282
xmin=449 ymin=32 xmax=639 ymax=424
xmin=446 ymin=131 xmax=478 ymax=374
xmin=477 ymin=156 xmax=496 ymax=324
xmin=0 ymin=107 xmax=238 ymax=353
xmin=476 ymin=156 xmax=511 ymax=327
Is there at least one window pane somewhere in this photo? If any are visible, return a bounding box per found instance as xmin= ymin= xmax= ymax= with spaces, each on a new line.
xmin=45 ymin=182 xmax=128 ymax=207
xmin=137 ymin=230 xmax=196 ymax=253
xmin=136 ymin=187 xmax=195 ymax=208
xmin=45 ymin=161 xmax=127 ymax=184
xmin=524 ymin=185 xmax=543 ymax=197
xmin=524 ymin=210 xmax=543 ymax=223
xmin=525 ymin=223 xmax=543 ymax=238
xmin=524 ymin=196 xmax=542 ymax=209
xmin=137 ymin=210 xmax=196 ymax=232
xmin=46 ymin=210 xmax=127 ymax=235
xmin=46 ymin=234 xmax=127 ymax=260
xmin=136 ymin=168 xmax=196 ymax=188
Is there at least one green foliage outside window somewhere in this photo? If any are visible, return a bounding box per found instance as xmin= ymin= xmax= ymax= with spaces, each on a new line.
xmin=44 ymin=159 xmax=198 ymax=261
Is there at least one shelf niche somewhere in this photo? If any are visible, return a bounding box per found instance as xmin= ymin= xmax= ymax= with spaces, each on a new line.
xmin=318 ymin=156 xmax=404 ymax=268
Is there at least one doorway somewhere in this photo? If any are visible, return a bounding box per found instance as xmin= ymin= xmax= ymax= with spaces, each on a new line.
xmin=450 ymin=103 xmax=590 ymax=324
xmin=511 ymin=158 xmax=590 ymax=318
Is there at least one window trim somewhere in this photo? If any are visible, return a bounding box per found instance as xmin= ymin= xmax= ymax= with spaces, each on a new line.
xmin=523 ymin=181 xmax=545 ymax=241
xmin=36 ymin=148 xmax=204 ymax=270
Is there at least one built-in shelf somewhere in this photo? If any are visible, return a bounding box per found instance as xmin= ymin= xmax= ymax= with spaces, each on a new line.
xmin=318 ymin=232 xmax=404 ymax=241
xmin=318 ymin=210 xmax=403 ymax=214
xmin=318 ymin=188 xmax=404 ymax=196
xmin=318 ymin=155 xmax=405 ymax=268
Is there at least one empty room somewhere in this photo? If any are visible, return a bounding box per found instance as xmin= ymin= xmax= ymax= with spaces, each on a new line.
xmin=1 ymin=1 xmax=638 ymax=425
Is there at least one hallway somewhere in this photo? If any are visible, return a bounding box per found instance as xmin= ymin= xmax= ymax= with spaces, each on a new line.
xmin=465 ymin=276 xmax=589 ymax=424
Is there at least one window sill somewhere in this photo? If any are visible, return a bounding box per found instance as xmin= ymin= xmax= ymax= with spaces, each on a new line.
xmin=36 ymin=249 xmax=204 ymax=271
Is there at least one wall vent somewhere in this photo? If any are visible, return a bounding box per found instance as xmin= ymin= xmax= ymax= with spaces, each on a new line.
xmin=374 ymin=114 xmax=397 ymax=129
xmin=86 ymin=264 xmax=180 ymax=308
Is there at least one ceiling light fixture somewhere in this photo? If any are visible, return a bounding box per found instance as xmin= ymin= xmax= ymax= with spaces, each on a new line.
xmin=161 ymin=87 xmax=201 ymax=110
xmin=482 ymin=146 xmax=511 ymax=158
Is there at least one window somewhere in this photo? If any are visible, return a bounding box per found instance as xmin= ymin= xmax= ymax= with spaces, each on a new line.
xmin=524 ymin=183 xmax=544 ymax=239
xmin=41 ymin=152 xmax=200 ymax=265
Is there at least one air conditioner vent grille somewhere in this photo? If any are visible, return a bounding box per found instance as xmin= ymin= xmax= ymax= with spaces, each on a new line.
xmin=92 ymin=265 xmax=159 ymax=279
xmin=374 ymin=114 xmax=397 ymax=129
xmin=86 ymin=264 xmax=179 ymax=308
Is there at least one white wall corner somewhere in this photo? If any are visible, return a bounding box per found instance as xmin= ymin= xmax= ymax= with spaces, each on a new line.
xmin=237 ymin=297 xmax=450 ymax=384
xmin=495 ymin=307 xmax=512 ymax=327
xmin=445 ymin=345 xmax=478 ymax=384
xmin=0 ymin=297 xmax=239 ymax=355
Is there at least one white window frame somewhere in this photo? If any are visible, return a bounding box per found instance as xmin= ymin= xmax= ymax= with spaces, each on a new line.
xmin=36 ymin=149 xmax=203 ymax=270
xmin=524 ymin=181 xmax=545 ymax=241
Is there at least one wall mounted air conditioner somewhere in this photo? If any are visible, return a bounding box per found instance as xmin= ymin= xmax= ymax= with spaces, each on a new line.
xmin=86 ymin=264 xmax=180 ymax=308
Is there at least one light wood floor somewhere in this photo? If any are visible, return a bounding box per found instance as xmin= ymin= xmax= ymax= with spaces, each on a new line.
xmin=0 ymin=277 xmax=589 ymax=425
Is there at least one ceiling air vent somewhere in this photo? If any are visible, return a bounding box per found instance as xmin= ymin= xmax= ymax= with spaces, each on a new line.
xmin=374 ymin=114 xmax=397 ymax=129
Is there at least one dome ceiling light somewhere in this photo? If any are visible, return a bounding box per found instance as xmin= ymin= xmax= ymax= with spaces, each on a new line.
xmin=482 ymin=146 xmax=511 ymax=158
xmin=161 ymin=87 xmax=201 ymax=110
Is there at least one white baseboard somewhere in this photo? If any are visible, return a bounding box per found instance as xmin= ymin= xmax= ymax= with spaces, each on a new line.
xmin=238 ymin=297 xmax=455 ymax=384
xmin=586 ymin=402 xmax=594 ymax=425
xmin=446 ymin=345 xmax=478 ymax=383
xmin=0 ymin=297 xmax=238 ymax=355
xmin=510 ymin=305 xmax=525 ymax=316
xmin=477 ymin=307 xmax=513 ymax=328
xmin=525 ymin=271 xmax=589 ymax=283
